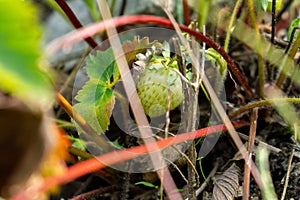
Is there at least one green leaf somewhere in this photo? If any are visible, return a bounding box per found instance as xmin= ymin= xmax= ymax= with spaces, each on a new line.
xmin=68 ymin=136 xmax=87 ymax=150
xmin=254 ymin=0 xmax=262 ymax=13
xmin=83 ymin=0 xmax=100 ymax=21
xmin=288 ymin=16 xmax=300 ymax=42
xmin=175 ymin=0 xmax=184 ymax=24
xmin=0 ymin=0 xmax=52 ymax=104
xmin=256 ymin=0 xmax=283 ymax=12
xmin=197 ymin=0 xmax=211 ymax=28
xmin=266 ymin=0 xmax=282 ymax=12
xmin=205 ymin=48 xmax=218 ymax=66
xmin=74 ymin=49 xmax=118 ymax=133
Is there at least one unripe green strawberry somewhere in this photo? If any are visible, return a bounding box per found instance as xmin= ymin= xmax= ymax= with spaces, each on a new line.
xmin=137 ymin=63 xmax=184 ymax=117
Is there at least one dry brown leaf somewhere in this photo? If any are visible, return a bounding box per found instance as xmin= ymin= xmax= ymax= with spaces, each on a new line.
xmin=213 ymin=163 xmax=241 ymax=200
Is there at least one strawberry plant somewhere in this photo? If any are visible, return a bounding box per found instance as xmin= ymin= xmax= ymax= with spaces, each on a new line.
xmin=1 ymin=0 xmax=300 ymax=200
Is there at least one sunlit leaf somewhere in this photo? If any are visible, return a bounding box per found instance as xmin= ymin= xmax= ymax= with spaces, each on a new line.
xmin=0 ymin=0 xmax=52 ymax=105
xmin=74 ymin=38 xmax=163 ymax=133
xmin=74 ymin=49 xmax=118 ymax=133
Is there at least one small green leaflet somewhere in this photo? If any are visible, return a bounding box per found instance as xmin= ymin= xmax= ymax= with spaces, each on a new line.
xmin=205 ymin=48 xmax=218 ymax=66
xmin=74 ymin=48 xmax=119 ymax=134
xmin=67 ymin=135 xmax=86 ymax=150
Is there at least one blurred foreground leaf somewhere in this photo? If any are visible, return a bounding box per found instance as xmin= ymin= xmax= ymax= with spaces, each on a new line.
xmin=0 ymin=0 xmax=52 ymax=105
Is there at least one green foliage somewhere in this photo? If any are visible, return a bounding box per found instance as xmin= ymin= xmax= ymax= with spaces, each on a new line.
xmin=256 ymin=146 xmax=278 ymax=200
xmin=68 ymin=136 xmax=87 ymax=150
xmin=196 ymin=0 xmax=211 ymax=29
xmin=135 ymin=181 xmax=159 ymax=189
xmin=74 ymin=37 xmax=189 ymax=130
xmin=0 ymin=0 xmax=52 ymax=104
xmin=266 ymin=0 xmax=282 ymax=12
xmin=175 ymin=0 xmax=184 ymax=24
xmin=205 ymin=48 xmax=221 ymax=66
xmin=45 ymin=0 xmax=69 ymax=22
xmin=108 ymin=139 xmax=125 ymax=150
xmin=288 ymin=16 xmax=300 ymax=42
xmin=74 ymin=49 xmax=119 ymax=133
xmin=255 ymin=0 xmax=282 ymax=12
xmin=83 ymin=0 xmax=100 ymax=21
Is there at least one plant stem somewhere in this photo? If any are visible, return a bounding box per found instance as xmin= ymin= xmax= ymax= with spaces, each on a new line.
xmin=224 ymin=0 xmax=241 ymax=53
xmin=182 ymin=0 xmax=190 ymax=25
xmin=271 ymin=0 xmax=276 ymax=45
xmin=243 ymin=108 xmax=258 ymax=200
xmin=247 ymin=0 xmax=265 ymax=97
xmin=276 ymin=32 xmax=300 ymax=87
xmin=68 ymin=146 xmax=93 ymax=160
xmin=97 ymin=2 xmax=180 ymax=199
xmin=280 ymin=123 xmax=297 ymax=200
xmin=55 ymin=92 xmax=113 ymax=151
xmin=229 ymin=97 xmax=300 ymax=119
xmin=119 ymin=0 xmax=126 ymax=16
xmin=54 ymin=0 xmax=98 ymax=48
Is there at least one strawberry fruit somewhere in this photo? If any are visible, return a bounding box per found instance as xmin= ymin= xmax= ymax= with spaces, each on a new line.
xmin=137 ymin=62 xmax=184 ymax=117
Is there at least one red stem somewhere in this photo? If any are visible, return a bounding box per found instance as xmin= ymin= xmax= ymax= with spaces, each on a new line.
xmin=47 ymin=15 xmax=254 ymax=97
xmin=11 ymin=121 xmax=247 ymax=200
xmin=183 ymin=0 xmax=191 ymax=25
xmin=54 ymin=0 xmax=98 ymax=48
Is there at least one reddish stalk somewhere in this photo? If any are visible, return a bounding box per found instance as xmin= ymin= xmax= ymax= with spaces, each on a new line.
xmin=46 ymin=15 xmax=254 ymax=97
xmin=56 ymin=92 xmax=112 ymax=151
xmin=11 ymin=121 xmax=247 ymax=200
xmin=54 ymin=0 xmax=98 ymax=48
xmin=243 ymin=108 xmax=258 ymax=200
xmin=182 ymin=0 xmax=191 ymax=25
